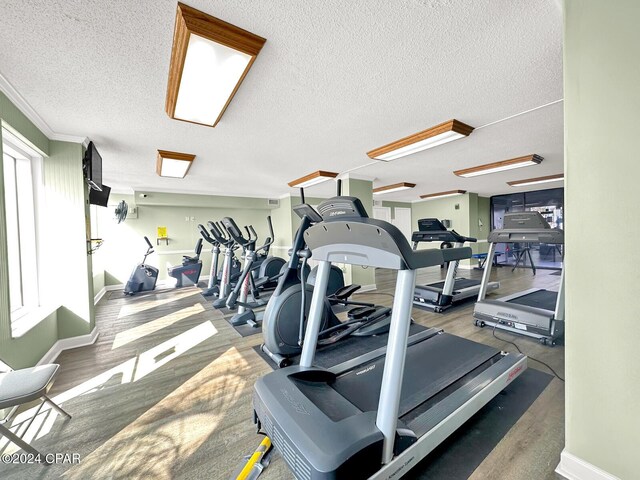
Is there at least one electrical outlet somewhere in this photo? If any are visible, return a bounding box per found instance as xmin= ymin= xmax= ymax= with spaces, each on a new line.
xmin=185 ymin=216 xmax=189 ymax=221
xmin=191 ymin=216 xmax=195 ymax=221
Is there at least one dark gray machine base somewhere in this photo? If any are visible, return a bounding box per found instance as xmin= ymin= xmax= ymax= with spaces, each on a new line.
xmin=253 ymin=332 xmax=524 ymax=479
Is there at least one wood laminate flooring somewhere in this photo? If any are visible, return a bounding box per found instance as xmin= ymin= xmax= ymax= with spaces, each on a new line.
xmin=0 ymin=266 xmax=564 ymax=480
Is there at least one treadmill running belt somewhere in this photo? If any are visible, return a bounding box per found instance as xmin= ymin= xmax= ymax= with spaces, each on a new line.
xmin=418 ymin=278 xmax=481 ymax=292
xmin=508 ymin=289 xmax=558 ymax=310
xmin=332 ymin=333 xmax=499 ymax=417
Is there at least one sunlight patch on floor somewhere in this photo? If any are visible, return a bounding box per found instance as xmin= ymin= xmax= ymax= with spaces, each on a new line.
xmin=112 ymin=303 xmax=205 ymax=349
xmin=63 ymin=347 xmax=250 ymax=480
xmin=0 ymin=321 xmax=218 ymax=454
xmin=116 ymin=289 xmax=200 ymax=319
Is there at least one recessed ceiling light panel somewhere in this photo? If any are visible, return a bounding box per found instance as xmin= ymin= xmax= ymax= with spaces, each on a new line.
xmin=454 ymin=154 xmax=543 ymax=178
xmin=165 ymin=3 xmax=266 ymax=127
xmin=367 ymin=119 xmax=474 ymax=161
xmin=288 ymin=170 xmax=339 ymax=188
xmin=156 ymin=150 xmax=196 ymax=178
xmin=372 ymin=182 xmax=416 ymax=195
xmin=507 ymin=173 xmax=564 ymax=187
xmin=419 ymin=190 xmax=466 ymax=200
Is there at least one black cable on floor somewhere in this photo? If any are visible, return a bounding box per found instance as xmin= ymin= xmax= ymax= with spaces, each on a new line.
xmin=491 ymin=322 xmax=565 ymax=382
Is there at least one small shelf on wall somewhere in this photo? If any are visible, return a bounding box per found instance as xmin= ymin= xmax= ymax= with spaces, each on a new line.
xmin=87 ymin=238 xmax=104 ymax=255
xmin=157 ymin=237 xmax=169 ymax=246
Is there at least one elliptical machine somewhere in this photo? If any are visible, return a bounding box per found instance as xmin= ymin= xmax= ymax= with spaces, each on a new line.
xmin=261 ymin=184 xmax=392 ymax=367
xmin=222 ymin=217 xmax=272 ymax=326
xmin=247 ymin=217 xmax=287 ymax=290
xmin=124 ymin=236 xmax=159 ymax=295
xmin=211 ymin=221 xmax=244 ymax=308
xmin=198 ymin=223 xmax=222 ymax=297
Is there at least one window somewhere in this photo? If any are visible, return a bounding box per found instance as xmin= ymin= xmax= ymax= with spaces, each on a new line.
xmin=2 ymin=134 xmax=41 ymax=322
xmin=490 ymin=187 xmax=564 ymax=270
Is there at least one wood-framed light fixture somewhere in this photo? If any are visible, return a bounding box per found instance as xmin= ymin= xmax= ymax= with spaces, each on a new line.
xmin=156 ymin=150 xmax=196 ymax=178
xmin=454 ymin=154 xmax=544 ymax=178
xmin=373 ymin=182 xmax=416 ymax=195
xmin=165 ymin=3 xmax=266 ymax=127
xmin=288 ymin=171 xmax=339 ymax=188
xmin=419 ymin=190 xmax=466 ymax=200
xmin=507 ymin=173 xmax=564 ymax=187
xmin=367 ymin=119 xmax=475 ymax=161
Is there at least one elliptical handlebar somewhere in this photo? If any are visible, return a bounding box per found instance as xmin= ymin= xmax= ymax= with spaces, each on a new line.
xmin=258 ymin=216 xmax=276 ymax=251
xmin=198 ymin=224 xmax=216 ymax=245
xmin=221 ymin=217 xmax=251 ymax=249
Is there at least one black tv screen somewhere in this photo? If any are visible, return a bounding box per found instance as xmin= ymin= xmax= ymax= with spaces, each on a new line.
xmin=84 ymin=141 xmax=102 ymax=191
xmin=89 ymin=184 xmax=111 ymax=207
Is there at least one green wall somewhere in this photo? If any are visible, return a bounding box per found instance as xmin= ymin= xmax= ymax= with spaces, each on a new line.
xmin=0 ymin=92 xmax=49 ymax=156
xmin=563 ymin=2 xmax=640 ymax=478
xmin=343 ymin=178 xmax=376 ymax=287
xmin=95 ymin=193 xmax=281 ymax=284
xmin=411 ymin=193 xmax=489 ymax=267
xmin=381 ymin=201 xmax=412 ymax=220
xmin=411 ymin=193 xmax=471 ymax=238
xmin=44 ymin=141 xmax=94 ymax=337
xmin=0 ymin=93 xmax=91 ymax=367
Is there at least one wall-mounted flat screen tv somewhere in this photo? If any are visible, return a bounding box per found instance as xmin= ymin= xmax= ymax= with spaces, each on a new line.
xmin=83 ymin=141 xmax=102 ymax=191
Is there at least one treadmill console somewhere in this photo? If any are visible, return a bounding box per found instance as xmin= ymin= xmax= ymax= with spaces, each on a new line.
xmin=418 ymin=218 xmax=447 ymax=232
xmin=503 ymin=212 xmax=550 ymax=230
xmin=316 ymin=196 xmax=369 ymax=221
xmin=293 ymin=203 xmax=323 ymax=223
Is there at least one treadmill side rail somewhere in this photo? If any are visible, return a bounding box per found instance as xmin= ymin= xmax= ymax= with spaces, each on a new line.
xmin=369 ymin=353 xmax=527 ymax=480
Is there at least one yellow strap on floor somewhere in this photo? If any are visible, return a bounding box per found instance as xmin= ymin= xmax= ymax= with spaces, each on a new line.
xmin=235 ymin=436 xmax=272 ymax=480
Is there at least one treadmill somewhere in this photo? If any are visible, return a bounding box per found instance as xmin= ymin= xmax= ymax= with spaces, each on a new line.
xmin=473 ymin=212 xmax=564 ymax=345
xmin=253 ymin=196 xmax=526 ymax=479
xmin=412 ymin=218 xmax=499 ymax=312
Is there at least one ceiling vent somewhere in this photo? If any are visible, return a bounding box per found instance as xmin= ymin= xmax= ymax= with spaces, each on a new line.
xmin=268 ymin=199 xmax=280 ymax=207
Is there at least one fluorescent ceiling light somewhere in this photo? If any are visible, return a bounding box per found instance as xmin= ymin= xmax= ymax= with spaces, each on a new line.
xmin=507 ymin=173 xmax=564 ymax=187
xmin=454 ymin=154 xmax=543 ymax=178
xmin=156 ymin=150 xmax=196 ymax=178
xmin=367 ymin=119 xmax=474 ymax=161
xmin=165 ymin=3 xmax=266 ymax=127
xmin=419 ymin=190 xmax=466 ymax=200
xmin=373 ymin=182 xmax=416 ymax=195
xmin=288 ymin=171 xmax=338 ymax=188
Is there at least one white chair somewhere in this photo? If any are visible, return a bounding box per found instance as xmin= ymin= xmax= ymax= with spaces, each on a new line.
xmin=0 ymin=362 xmax=71 ymax=461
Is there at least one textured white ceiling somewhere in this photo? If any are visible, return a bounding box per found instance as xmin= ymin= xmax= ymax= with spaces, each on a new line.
xmin=0 ymin=0 xmax=563 ymax=201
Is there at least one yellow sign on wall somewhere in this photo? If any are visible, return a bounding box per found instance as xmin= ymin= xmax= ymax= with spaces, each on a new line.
xmin=157 ymin=226 xmax=168 ymax=238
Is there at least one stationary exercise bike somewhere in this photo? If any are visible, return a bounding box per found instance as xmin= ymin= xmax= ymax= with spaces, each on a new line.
xmin=167 ymin=238 xmax=204 ymax=287
xmin=124 ymin=236 xmax=159 ymax=295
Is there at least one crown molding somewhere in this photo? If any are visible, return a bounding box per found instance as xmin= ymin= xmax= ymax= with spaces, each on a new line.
xmin=0 ymin=72 xmax=87 ymax=144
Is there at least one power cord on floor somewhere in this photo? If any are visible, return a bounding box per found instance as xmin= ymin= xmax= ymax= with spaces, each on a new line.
xmin=491 ymin=322 xmax=564 ymax=382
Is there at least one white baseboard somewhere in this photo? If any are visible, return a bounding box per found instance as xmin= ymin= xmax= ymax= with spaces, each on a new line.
xmin=105 ymin=284 xmax=124 ymax=291
xmin=37 ymin=326 xmax=100 ymax=366
xmin=556 ymin=450 xmax=620 ymax=480
xmin=358 ymin=284 xmax=377 ymax=292
xmin=94 ymin=286 xmax=107 ymax=305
